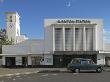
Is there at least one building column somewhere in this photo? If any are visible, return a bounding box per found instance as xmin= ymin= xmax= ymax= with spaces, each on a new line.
xmin=63 ymin=26 xmax=65 ymax=51
xmin=16 ymin=56 xmax=22 ymax=66
xmin=2 ymin=56 xmax=5 ymax=66
xmin=83 ymin=26 xmax=86 ymax=51
xmin=28 ymin=56 xmax=32 ymax=66
xmin=73 ymin=26 xmax=75 ymax=51
xmin=93 ymin=27 xmax=96 ymax=51
xmin=52 ymin=25 xmax=55 ymax=51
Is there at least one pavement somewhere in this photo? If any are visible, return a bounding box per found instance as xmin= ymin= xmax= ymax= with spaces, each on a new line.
xmin=0 ymin=68 xmax=67 ymax=77
xmin=1 ymin=71 xmax=110 ymax=82
xmin=0 ymin=67 xmax=110 ymax=77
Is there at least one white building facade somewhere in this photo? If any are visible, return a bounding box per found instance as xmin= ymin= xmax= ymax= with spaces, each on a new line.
xmin=1 ymin=39 xmax=53 ymax=67
xmin=1 ymin=16 xmax=110 ymax=67
xmin=44 ymin=19 xmax=106 ymax=67
xmin=44 ymin=19 xmax=103 ymax=52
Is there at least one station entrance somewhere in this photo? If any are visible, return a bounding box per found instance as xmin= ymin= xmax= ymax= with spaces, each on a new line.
xmin=53 ymin=51 xmax=98 ymax=67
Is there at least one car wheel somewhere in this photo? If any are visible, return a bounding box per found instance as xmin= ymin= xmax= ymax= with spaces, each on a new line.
xmin=74 ymin=68 xmax=80 ymax=73
xmin=96 ymin=68 xmax=102 ymax=73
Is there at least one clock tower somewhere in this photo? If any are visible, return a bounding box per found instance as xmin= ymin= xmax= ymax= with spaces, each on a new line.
xmin=6 ymin=12 xmax=20 ymax=44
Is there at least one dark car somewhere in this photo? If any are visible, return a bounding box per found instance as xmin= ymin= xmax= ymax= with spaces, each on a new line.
xmin=67 ymin=58 xmax=103 ymax=73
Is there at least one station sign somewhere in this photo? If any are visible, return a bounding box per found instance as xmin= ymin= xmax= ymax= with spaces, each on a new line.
xmin=57 ymin=20 xmax=91 ymax=24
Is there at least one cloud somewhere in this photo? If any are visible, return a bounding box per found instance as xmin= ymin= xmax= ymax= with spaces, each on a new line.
xmin=103 ymin=29 xmax=110 ymax=43
xmin=0 ymin=0 xmax=4 ymax=3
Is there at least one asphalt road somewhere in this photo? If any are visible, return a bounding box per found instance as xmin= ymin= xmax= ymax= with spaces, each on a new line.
xmin=0 ymin=71 xmax=110 ymax=82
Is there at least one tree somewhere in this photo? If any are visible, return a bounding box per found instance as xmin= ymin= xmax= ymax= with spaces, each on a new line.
xmin=0 ymin=28 xmax=14 ymax=54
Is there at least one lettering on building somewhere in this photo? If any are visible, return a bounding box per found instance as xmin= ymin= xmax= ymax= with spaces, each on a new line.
xmin=57 ymin=20 xmax=91 ymax=24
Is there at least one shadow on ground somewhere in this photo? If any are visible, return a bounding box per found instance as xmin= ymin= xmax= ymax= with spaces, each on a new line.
xmin=38 ymin=70 xmax=99 ymax=73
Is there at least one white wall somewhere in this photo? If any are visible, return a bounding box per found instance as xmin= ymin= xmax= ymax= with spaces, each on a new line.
xmin=97 ymin=54 xmax=105 ymax=65
xmin=16 ymin=56 xmax=22 ymax=65
xmin=2 ymin=39 xmax=44 ymax=55
xmin=44 ymin=26 xmax=53 ymax=52
xmin=2 ymin=45 xmax=29 ymax=55
xmin=95 ymin=19 xmax=103 ymax=51
xmin=30 ymin=40 xmax=44 ymax=54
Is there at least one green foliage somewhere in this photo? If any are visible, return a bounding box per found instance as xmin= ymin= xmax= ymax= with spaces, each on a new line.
xmin=0 ymin=28 xmax=14 ymax=45
xmin=0 ymin=39 xmax=14 ymax=45
xmin=0 ymin=28 xmax=14 ymax=54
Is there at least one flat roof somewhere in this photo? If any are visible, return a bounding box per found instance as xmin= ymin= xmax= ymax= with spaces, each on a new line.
xmin=5 ymin=12 xmax=20 ymax=17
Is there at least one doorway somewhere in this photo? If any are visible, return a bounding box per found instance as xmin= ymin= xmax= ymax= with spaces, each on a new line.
xmin=22 ymin=57 xmax=27 ymax=67
xmin=5 ymin=57 xmax=15 ymax=67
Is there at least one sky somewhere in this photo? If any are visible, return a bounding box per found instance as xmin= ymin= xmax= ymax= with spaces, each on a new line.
xmin=0 ymin=0 xmax=110 ymax=42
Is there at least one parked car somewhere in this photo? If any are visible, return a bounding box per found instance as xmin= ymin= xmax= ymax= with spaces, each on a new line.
xmin=67 ymin=58 xmax=103 ymax=73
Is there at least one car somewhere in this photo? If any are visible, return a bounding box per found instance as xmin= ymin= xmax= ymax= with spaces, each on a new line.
xmin=67 ymin=58 xmax=103 ymax=73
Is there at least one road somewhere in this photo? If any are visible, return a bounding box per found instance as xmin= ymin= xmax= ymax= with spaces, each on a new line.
xmin=0 ymin=71 xmax=110 ymax=82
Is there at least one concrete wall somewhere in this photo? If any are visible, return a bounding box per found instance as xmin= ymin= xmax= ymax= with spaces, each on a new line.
xmin=2 ymin=45 xmax=29 ymax=54
xmin=44 ymin=26 xmax=53 ymax=52
xmin=2 ymin=39 xmax=44 ymax=55
xmin=30 ymin=40 xmax=44 ymax=54
xmin=97 ymin=54 xmax=105 ymax=65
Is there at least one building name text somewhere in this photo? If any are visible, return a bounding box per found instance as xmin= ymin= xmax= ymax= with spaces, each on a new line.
xmin=57 ymin=20 xmax=91 ymax=24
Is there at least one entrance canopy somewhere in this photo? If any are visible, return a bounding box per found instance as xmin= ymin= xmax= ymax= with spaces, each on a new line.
xmin=54 ymin=51 xmax=99 ymax=55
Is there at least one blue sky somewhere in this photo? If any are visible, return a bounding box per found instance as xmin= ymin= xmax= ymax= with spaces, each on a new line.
xmin=0 ymin=0 xmax=110 ymax=42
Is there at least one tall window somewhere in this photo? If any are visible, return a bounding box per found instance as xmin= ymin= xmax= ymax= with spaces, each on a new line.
xmin=10 ymin=16 xmax=12 ymax=18
xmin=9 ymin=16 xmax=12 ymax=22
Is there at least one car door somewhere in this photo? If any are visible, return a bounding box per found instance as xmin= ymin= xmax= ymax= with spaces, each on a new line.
xmin=80 ymin=60 xmax=88 ymax=70
xmin=87 ymin=60 xmax=97 ymax=70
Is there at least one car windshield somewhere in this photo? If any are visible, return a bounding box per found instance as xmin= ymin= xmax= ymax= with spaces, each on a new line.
xmin=70 ymin=59 xmax=80 ymax=64
xmin=81 ymin=59 xmax=95 ymax=64
xmin=70 ymin=58 xmax=95 ymax=64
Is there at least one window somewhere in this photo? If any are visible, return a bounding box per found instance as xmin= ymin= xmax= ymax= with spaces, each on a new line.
xmin=10 ymin=16 xmax=12 ymax=18
xmin=71 ymin=59 xmax=80 ymax=64
xmin=17 ymin=29 xmax=19 ymax=35
xmin=31 ymin=56 xmax=43 ymax=65
xmin=10 ymin=20 xmax=12 ymax=22
xmin=81 ymin=60 xmax=89 ymax=64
